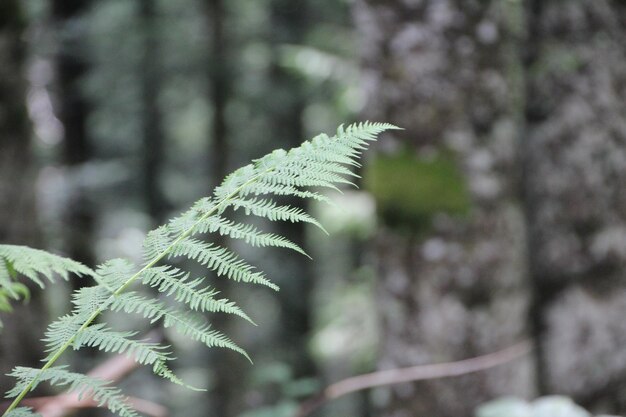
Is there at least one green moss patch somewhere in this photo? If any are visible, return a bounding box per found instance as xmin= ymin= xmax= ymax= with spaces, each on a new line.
xmin=364 ymin=150 xmax=471 ymax=230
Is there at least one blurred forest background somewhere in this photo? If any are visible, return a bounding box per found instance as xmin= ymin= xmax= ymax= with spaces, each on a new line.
xmin=1 ymin=0 xmax=625 ymax=417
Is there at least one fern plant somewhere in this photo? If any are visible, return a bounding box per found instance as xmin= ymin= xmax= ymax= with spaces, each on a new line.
xmin=1 ymin=122 xmax=398 ymax=417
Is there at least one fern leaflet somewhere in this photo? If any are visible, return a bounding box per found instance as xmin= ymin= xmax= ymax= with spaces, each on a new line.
xmin=7 ymin=367 xmax=138 ymax=417
xmin=4 ymin=408 xmax=38 ymax=417
xmin=0 ymin=245 xmax=95 ymax=329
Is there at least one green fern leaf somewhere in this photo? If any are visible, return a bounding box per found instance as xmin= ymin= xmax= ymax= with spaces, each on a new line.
xmin=2 ymin=121 xmax=399 ymax=417
xmin=142 ymin=226 xmax=173 ymax=261
xmin=109 ymin=292 xmax=250 ymax=360
xmin=0 ymin=245 xmax=95 ymax=290
xmin=169 ymin=237 xmax=278 ymax=289
xmin=75 ymin=324 xmax=173 ymax=364
xmin=0 ymin=245 xmax=96 ymax=328
xmin=94 ymin=259 xmax=137 ymax=291
xmin=230 ymin=198 xmax=327 ymax=232
xmin=43 ymin=314 xmax=85 ymax=356
xmin=242 ymin=182 xmax=331 ymax=203
xmin=70 ymin=286 xmax=114 ymax=317
xmin=4 ymin=408 xmax=38 ymax=417
xmin=168 ymin=209 xmax=310 ymax=257
xmin=7 ymin=367 xmax=138 ymax=417
xmin=140 ymin=265 xmax=254 ymax=322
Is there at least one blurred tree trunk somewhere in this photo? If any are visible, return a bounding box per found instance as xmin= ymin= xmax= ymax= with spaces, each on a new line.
xmin=50 ymin=6 xmax=104 ymax=417
xmin=268 ymin=0 xmax=316 ymax=381
xmin=0 ymin=0 xmax=47 ymax=390
xmin=51 ymin=0 xmax=96 ymax=308
xmin=50 ymin=0 xmax=103 ymax=396
xmin=354 ymin=1 xmax=534 ymax=415
xmin=207 ymin=0 xmax=228 ymax=193
xmin=204 ymin=1 xmax=238 ymax=415
xmin=523 ymin=0 xmax=626 ymax=412
xmin=51 ymin=0 xmax=96 ymax=273
xmin=206 ymin=2 xmax=316 ymax=414
xmin=139 ymin=0 xmax=167 ymax=224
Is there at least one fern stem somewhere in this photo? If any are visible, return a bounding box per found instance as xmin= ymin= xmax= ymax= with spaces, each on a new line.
xmin=1 ymin=172 xmax=270 ymax=417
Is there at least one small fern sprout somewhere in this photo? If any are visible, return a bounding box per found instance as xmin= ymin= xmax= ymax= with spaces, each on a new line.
xmin=1 ymin=122 xmax=399 ymax=417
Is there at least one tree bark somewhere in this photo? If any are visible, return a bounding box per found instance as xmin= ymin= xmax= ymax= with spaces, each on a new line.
xmin=523 ymin=0 xmax=626 ymax=412
xmin=354 ymin=1 xmax=534 ymax=415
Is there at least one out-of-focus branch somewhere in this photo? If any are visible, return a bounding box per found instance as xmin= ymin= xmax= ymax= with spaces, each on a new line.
xmin=296 ymin=340 xmax=532 ymax=417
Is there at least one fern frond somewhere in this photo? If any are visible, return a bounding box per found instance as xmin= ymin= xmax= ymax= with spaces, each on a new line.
xmin=0 ymin=245 xmax=95 ymax=327
xmin=230 ymin=198 xmax=327 ymax=232
xmin=168 ymin=210 xmax=309 ymax=256
xmin=140 ymin=266 xmax=254 ymax=322
xmin=43 ymin=314 xmax=85 ymax=356
xmin=142 ymin=226 xmax=173 ymax=261
xmin=94 ymin=259 xmax=137 ymax=291
xmin=241 ymin=182 xmax=331 ymax=203
xmin=70 ymin=286 xmax=114 ymax=317
xmin=109 ymin=292 xmax=250 ymax=360
xmin=7 ymin=367 xmax=137 ymax=417
xmin=198 ymin=216 xmax=309 ymax=255
xmin=169 ymin=237 xmax=278 ymax=289
xmin=4 ymin=408 xmax=38 ymax=417
xmin=264 ymin=160 xmax=360 ymax=189
xmin=76 ymin=324 xmax=173 ymax=364
xmin=0 ymin=245 xmax=95 ymax=290
xmin=2 ymin=121 xmax=398 ymax=417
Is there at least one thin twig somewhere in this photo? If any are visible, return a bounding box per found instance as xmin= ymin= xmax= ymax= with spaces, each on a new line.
xmin=296 ymin=340 xmax=532 ymax=417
